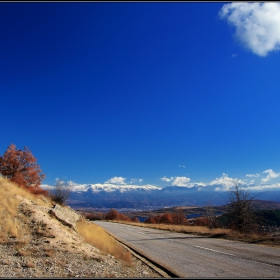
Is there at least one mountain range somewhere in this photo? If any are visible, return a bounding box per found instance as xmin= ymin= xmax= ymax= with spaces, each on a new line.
xmin=52 ymin=183 xmax=280 ymax=211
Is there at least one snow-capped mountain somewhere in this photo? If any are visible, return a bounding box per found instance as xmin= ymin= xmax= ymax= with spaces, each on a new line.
xmin=42 ymin=182 xmax=280 ymax=210
xmin=42 ymin=182 xmax=161 ymax=193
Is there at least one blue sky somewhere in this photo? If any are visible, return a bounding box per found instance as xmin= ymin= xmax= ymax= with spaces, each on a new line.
xmin=1 ymin=2 xmax=280 ymax=190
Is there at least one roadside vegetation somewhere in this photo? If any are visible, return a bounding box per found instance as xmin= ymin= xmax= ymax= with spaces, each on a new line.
xmin=76 ymin=219 xmax=131 ymax=263
xmin=0 ymin=177 xmax=51 ymax=244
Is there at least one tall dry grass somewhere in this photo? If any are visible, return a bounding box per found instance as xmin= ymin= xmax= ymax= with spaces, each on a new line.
xmin=0 ymin=177 xmax=51 ymax=241
xmin=76 ymin=219 xmax=132 ymax=263
xmin=114 ymin=221 xmax=278 ymax=245
xmin=115 ymin=220 xmax=231 ymax=236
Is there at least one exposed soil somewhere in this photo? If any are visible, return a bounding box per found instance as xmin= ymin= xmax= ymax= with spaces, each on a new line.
xmin=0 ymin=197 xmax=162 ymax=278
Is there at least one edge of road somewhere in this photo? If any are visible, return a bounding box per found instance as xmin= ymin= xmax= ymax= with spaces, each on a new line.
xmin=95 ymin=221 xmax=183 ymax=278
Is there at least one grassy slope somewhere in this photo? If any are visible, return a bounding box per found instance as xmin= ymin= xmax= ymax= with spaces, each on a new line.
xmin=0 ymin=177 xmax=131 ymax=262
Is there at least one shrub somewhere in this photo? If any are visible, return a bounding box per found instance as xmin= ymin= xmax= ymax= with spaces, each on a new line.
xmin=171 ymin=210 xmax=189 ymax=225
xmin=105 ymin=209 xmax=120 ymax=220
xmin=83 ymin=212 xmax=105 ymax=221
xmin=0 ymin=144 xmax=47 ymax=195
xmin=145 ymin=217 xmax=156 ymax=224
xmin=50 ymin=179 xmax=73 ymax=205
xmin=145 ymin=212 xmax=189 ymax=226
xmin=159 ymin=213 xmax=173 ymax=224
xmin=192 ymin=217 xmax=210 ymax=227
xmin=131 ymin=217 xmax=140 ymax=223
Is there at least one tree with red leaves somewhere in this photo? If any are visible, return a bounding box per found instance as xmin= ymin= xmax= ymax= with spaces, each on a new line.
xmin=105 ymin=209 xmax=120 ymax=220
xmin=0 ymin=144 xmax=47 ymax=195
xmin=159 ymin=213 xmax=173 ymax=224
xmin=131 ymin=217 xmax=140 ymax=223
xmin=145 ymin=216 xmax=156 ymax=224
xmin=171 ymin=210 xmax=189 ymax=225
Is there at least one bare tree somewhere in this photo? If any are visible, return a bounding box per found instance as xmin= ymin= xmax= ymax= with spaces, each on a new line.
xmin=51 ymin=179 xmax=73 ymax=205
xmin=226 ymin=182 xmax=257 ymax=235
xmin=205 ymin=200 xmax=216 ymax=230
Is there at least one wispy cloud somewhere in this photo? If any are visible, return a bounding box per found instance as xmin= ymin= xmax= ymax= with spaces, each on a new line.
xmin=172 ymin=176 xmax=191 ymax=187
xmin=231 ymin=53 xmax=238 ymax=58
xmin=248 ymin=183 xmax=280 ymax=191
xmin=246 ymin=173 xmax=260 ymax=178
xmin=105 ymin=176 xmax=126 ymax=185
xmin=261 ymin=169 xmax=280 ymax=183
xmin=179 ymin=165 xmax=186 ymax=168
xmin=160 ymin=176 xmax=174 ymax=182
xmin=219 ymin=2 xmax=280 ymax=56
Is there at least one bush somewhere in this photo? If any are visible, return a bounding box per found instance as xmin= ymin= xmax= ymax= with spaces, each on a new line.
xmin=145 ymin=211 xmax=189 ymax=226
xmin=83 ymin=212 xmax=105 ymax=221
xmin=171 ymin=210 xmax=189 ymax=225
xmin=192 ymin=217 xmax=210 ymax=227
xmin=50 ymin=179 xmax=72 ymax=205
xmin=105 ymin=209 xmax=120 ymax=220
xmin=159 ymin=213 xmax=173 ymax=224
xmin=131 ymin=217 xmax=140 ymax=223
xmin=145 ymin=217 xmax=156 ymax=224
xmin=0 ymin=144 xmax=47 ymax=196
xmin=104 ymin=209 xmax=131 ymax=221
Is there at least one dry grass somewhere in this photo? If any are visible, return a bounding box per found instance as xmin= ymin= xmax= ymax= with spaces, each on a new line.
xmin=114 ymin=220 xmax=280 ymax=247
xmin=76 ymin=218 xmax=132 ymax=263
xmin=117 ymin=220 xmax=230 ymax=236
xmin=0 ymin=177 xmax=51 ymax=207
xmin=0 ymin=177 xmax=51 ymax=246
xmin=15 ymin=239 xmax=29 ymax=251
xmin=16 ymin=249 xmax=31 ymax=257
xmin=0 ymin=232 xmax=8 ymax=244
xmin=43 ymin=247 xmax=55 ymax=257
xmin=23 ymin=261 xmax=35 ymax=268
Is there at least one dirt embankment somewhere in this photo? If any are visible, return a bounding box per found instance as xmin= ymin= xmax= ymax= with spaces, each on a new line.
xmin=0 ymin=178 xmax=162 ymax=278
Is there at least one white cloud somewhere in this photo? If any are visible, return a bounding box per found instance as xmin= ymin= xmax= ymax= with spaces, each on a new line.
xmin=219 ymin=2 xmax=280 ymax=56
xmin=105 ymin=176 xmax=126 ymax=185
xmin=261 ymin=169 xmax=280 ymax=183
xmin=160 ymin=176 xmax=174 ymax=182
xmin=179 ymin=165 xmax=186 ymax=168
xmin=231 ymin=53 xmax=238 ymax=58
xmin=138 ymin=179 xmax=143 ymax=183
xmin=246 ymin=173 xmax=260 ymax=178
xmin=244 ymin=183 xmax=280 ymax=191
xmin=172 ymin=176 xmax=191 ymax=187
xmin=210 ymin=173 xmax=246 ymax=190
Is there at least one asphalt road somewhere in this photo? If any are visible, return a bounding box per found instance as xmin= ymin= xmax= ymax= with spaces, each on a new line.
xmin=94 ymin=221 xmax=280 ymax=277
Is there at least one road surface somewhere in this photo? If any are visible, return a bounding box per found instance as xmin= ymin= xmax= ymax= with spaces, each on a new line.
xmin=94 ymin=221 xmax=280 ymax=277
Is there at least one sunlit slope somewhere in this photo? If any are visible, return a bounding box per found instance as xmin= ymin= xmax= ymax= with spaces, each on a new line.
xmin=0 ymin=177 xmax=51 ymax=242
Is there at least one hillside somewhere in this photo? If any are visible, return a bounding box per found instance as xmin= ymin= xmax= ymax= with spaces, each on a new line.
xmin=0 ymin=178 xmax=161 ymax=278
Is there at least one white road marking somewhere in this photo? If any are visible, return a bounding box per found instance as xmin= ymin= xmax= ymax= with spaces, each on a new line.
xmin=194 ymin=245 xmax=236 ymax=256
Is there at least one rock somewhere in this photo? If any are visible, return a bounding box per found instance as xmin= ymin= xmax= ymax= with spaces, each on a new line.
xmin=48 ymin=204 xmax=81 ymax=231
